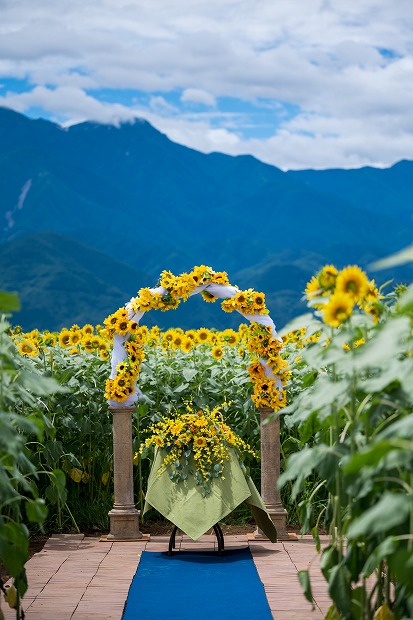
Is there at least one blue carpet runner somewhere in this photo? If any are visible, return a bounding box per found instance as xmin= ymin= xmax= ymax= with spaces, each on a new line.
xmin=122 ymin=547 xmax=273 ymax=619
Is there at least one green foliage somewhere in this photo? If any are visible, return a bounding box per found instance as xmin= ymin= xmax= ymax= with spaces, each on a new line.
xmin=276 ymin=280 xmax=413 ymax=618
xmin=0 ymin=295 xmax=67 ymax=618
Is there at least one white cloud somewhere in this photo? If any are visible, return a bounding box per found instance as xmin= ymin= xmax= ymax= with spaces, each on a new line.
xmin=0 ymin=0 xmax=412 ymax=169
xmin=181 ymin=89 xmax=216 ymax=107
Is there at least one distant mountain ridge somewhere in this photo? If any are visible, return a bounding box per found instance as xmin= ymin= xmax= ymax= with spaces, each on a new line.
xmin=0 ymin=107 xmax=412 ymax=331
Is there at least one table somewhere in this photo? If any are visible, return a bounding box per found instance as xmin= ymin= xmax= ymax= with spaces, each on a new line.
xmin=142 ymin=448 xmax=277 ymax=542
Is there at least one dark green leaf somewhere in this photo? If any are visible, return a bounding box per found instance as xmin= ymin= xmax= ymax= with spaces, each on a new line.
xmin=25 ymin=498 xmax=48 ymax=523
xmin=347 ymin=493 xmax=411 ymax=538
xmin=298 ymin=570 xmax=314 ymax=608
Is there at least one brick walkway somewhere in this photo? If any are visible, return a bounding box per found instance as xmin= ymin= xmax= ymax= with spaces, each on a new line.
xmin=2 ymin=533 xmax=331 ymax=620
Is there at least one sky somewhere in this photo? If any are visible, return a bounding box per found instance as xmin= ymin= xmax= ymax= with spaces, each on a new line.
xmin=0 ymin=0 xmax=412 ymax=170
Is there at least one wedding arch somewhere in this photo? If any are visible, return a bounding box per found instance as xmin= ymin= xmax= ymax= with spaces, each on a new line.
xmin=103 ymin=265 xmax=287 ymax=410
xmin=103 ymin=265 xmax=289 ymax=542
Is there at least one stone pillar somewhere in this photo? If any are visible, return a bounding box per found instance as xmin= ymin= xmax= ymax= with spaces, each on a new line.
xmin=107 ymin=406 xmax=142 ymax=540
xmin=254 ymin=406 xmax=290 ymax=540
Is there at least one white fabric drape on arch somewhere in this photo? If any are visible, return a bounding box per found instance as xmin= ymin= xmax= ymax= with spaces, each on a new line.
xmin=109 ymin=283 xmax=283 ymax=408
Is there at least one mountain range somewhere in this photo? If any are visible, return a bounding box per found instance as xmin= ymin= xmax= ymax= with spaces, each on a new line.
xmin=0 ymin=106 xmax=412 ymax=332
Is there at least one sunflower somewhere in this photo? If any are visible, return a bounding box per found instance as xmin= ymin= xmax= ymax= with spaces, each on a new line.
xmin=252 ymin=292 xmax=266 ymax=312
xmin=248 ymin=361 xmax=265 ymax=378
xmin=364 ymin=279 xmax=380 ymax=303
xmin=69 ymin=330 xmax=83 ymax=346
xmin=211 ymin=271 xmax=230 ymax=285
xmin=194 ymin=436 xmax=207 ymax=448
xmin=18 ymin=339 xmax=39 ymax=357
xmin=197 ymin=327 xmax=210 ymax=343
xmin=58 ymin=329 xmax=71 ymax=348
xmin=211 ymin=346 xmax=223 ymax=360
xmin=115 ymin=318 xmax=130 ymax=336
xmin=317 ymin=265 xmax=338 ymax=290
xmin=221 ymin=329 xmax=239 ymax=346
xmin=335 ymin=265 xmax=369 ymax=302
xmin=82 ymin=324 xmax=94 ymax=336
xmin=221 ymin=298 xmax=235 ymax=313
xmin=201 ymin=290 xmax=217 ymax=303
xmin=305 ymin=276 xmax=321 ymax=300
xmin=82 ymin=337 xmax=94 ymax=352
xmin=323 ymin=292 xmax=354 ymax=327
xmin=181 ymin=337 xmax=194 ymax=352
xmin=172 ymin=334 xmax=183 ymax=348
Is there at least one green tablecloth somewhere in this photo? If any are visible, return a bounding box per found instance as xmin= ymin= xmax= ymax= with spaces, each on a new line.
xmin=143 ymin=448 xmax=277 ymax=542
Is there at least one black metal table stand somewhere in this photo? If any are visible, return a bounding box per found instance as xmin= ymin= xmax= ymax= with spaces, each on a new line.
xmin=168 ymin=523 xmax=225 ymax=556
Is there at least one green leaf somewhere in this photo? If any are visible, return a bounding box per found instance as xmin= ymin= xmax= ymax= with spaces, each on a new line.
xmin=312 ymin=527 xmax=321 ymax=553
xmin=182 ymin=368 xmax=198 ymax=382
xmin=343 ymin=441 xmax=400 ymax=474
xmin=361 ymin=537 xmax=397 ymax=577
xmin=25 ymin=498 xmax=48 ymax=523
xmin=278 ymin=445 xmax=334 ymax=499
xmin=20 ymin=370 xmax=69 ymax=395
xmin=174 ymin=382 xmax=190 ymax=393
xmin=351 ymin=316 xmax=411 ymax=373
xmin=278 ymin=313 xmax=315 ymax=337
xmin=328 ymin=563 xmax=352 ymax=619
xmin=347 ymin=493 xmax=411 ymax=538
xmin=350 ymin=586 xmax=366 ymax=620
xmin=396 ymin=283 xmax=413 ymax=311
xmin=378 ymin=415 xmax=413 ymax=440
xmin=388 ymin=547 xmax=413 ymax=589
xmin=320 ymin=545 xmax=339 ymax=580
xmin=297 ymin=570 xmax=314 ymax=608
xmin=0 ymin=291 xmax=20 ymax=312
xmin=0 ymin=522 xmax=29 ymax=577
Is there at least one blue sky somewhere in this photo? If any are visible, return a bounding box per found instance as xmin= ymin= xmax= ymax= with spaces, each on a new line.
xmin=0 ymin=0 xmax=412 ymax=170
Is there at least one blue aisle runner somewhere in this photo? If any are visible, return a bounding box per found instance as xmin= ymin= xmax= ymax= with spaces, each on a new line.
xmin=122 ymin=547 xmax=273 ymax=620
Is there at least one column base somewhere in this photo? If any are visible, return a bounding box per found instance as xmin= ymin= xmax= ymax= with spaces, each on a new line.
xmin=107 ymin=507 xmax=143 ymax=540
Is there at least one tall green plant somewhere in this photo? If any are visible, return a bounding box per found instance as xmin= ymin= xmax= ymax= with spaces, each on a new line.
xmin=276 ymin=270 xmax=413 ymax=619
xmin=0 ymin=293 xmax=67 ymax=619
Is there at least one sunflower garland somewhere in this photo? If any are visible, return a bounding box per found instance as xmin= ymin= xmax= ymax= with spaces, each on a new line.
xmin=245 ymin=322 xmax=289 ymax=410
xmin=104 ymin=265 xmax=285 ymax=409
xmin=138 ymin=403 xmax=257 ymax=496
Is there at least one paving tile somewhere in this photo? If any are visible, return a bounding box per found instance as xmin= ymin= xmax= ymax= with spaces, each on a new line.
xmin=1 ymin=532 xmax=341 ymax=619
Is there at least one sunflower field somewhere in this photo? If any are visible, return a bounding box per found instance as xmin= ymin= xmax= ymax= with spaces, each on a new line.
xmin=1 ymin=259 xmax=413 ymax=619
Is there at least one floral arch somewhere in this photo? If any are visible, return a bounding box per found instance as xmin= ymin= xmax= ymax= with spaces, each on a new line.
xmin=103 ymin=265 xmax=288 ymax=411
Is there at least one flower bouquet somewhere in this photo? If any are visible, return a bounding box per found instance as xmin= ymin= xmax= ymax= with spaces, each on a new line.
xmin=139 ymin=404 xmax=256 ymax=496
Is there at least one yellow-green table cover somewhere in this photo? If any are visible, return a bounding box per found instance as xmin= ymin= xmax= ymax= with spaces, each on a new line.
xmin=143 ymin=448 xmax=277 ymax=542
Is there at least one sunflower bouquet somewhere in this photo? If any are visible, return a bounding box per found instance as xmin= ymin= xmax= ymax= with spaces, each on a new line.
xmin=139 ymin=404 xmax=256 ymax=496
